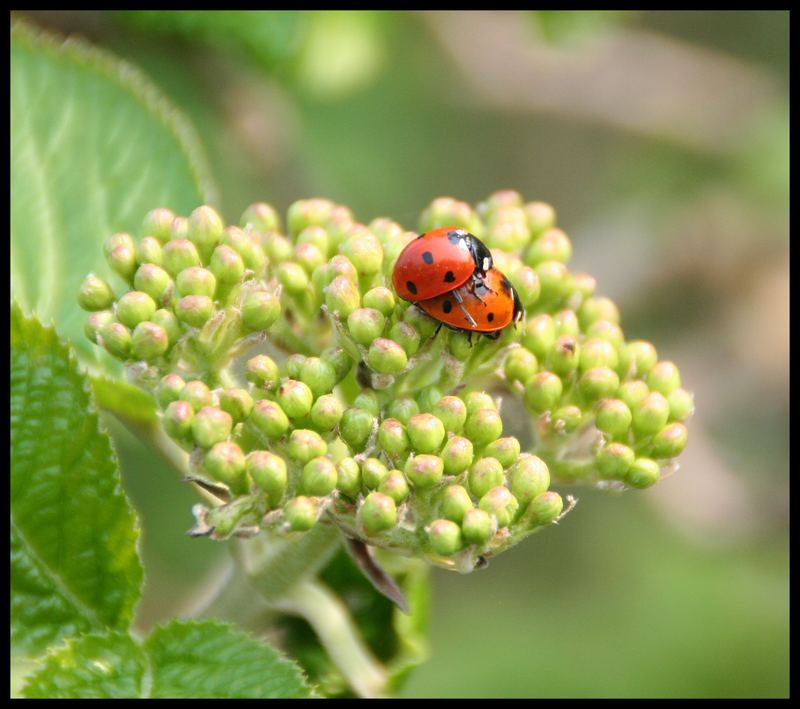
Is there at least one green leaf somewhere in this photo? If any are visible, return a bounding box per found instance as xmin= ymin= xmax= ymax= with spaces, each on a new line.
xmin=22 ymin=632 xmax=146 ymax=698
xmin=11 ymin=18 xmax=216 ymax=365
xmin=10 ymin=304 xmax=143 ymax=657
xmin=145 ymin=620 xmax=312 ymax=698
xmin=90 ymin=375 xmax=158 ymax=427
xmin=22 ymin=622 xmax=312 ymax=698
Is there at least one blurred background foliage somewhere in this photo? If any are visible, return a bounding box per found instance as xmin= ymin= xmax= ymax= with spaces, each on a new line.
xmin=17 ymin=10 xmax=788 ymax=697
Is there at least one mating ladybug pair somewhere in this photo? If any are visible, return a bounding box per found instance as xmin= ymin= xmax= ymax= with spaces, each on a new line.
xmin=392 ymin=226 xmax=524 ymax=339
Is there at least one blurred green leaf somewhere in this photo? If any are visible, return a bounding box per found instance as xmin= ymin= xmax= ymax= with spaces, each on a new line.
xmin=531 ymin=10 xmax=636 ymax=45
xmin=10 ymin=304 xmax=143 ymax=657
xmin=11 ymin=18 xmax=215 ymax=365
xmin=90 ymin=375 xmax=158 ymax=427
xmin=22 ymin=621 xmax=312 ymax=698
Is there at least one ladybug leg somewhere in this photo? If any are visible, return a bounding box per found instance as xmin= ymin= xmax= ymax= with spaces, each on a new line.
xmin=432 ymin=321 xmax=443 ymax=339
xmin=452 ymin=289 xmax=477 ymax=327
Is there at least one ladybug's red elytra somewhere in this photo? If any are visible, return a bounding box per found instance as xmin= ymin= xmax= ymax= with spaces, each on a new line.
xmin=416 ymin=267 xmax=524 ymax=340
xmin=392 ymin=226 xmax=493 ymax=303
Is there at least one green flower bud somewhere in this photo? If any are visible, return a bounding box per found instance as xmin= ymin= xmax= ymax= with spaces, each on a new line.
xmin=137 ymin=236 xmax=163 ymax=267
xmin=464 ymin=391 xmax=497 ymax=416
xmin=180 ymin=380 xmax=213 ymax=411
xmin=298 ymin=225 xmax=330 ymax=256
xmin=378 ymin=418 xmax=410 ymax=457
xmin=248 ymin=450 xmax=287 ymax=505
xmin=133 ymin=264 xmax=172 ymax=303
xmin=310 ymin=394 xmax=344 ymax=431
xmin=596 ymin=442 xmax=635 ymax=479
xmin=361 ymin=457 xmax=389 ymax=489
xmin=288 ymin=429 xmax=327 ymax=464
xmin=294 ymin=243 xmax=326 ymax=274
xmin=222 ymin=226 xmax=266 ymax=273
xmin=416 ymin=387 xmax=442 ymax=414
xmin=247 ymin=399 xmax=290 ymax=440
xmin=326 ymin=275 xmax=361 ymax=318
xmin=162 ymin=239 xmax=201 ymax=276
xmin=368 ymin=217 xmax=405 ymax=244
xmin=462 ymin=508 xmax=493 ymax=545
xmin=524 ymin=201 xmax=556 ymax=235
xmin=116 ymin=291 xmax=157 ymax=329
xmin=479 ymin=486 xmax=519 ymax=528
xmin=78 ymin=274 xmax=114 ymax=311
xmin=157 ymin=373 xmax=186 ymax=407
xmin=162 ymin=399 xmax=194 ymax=440
xmin=448 ymin=331 xmax=473 ymax=361
xmin=209 ymin=244 xmax=245 ymax=285
xmin=176 ymin=266 xmax=216 ymax=298
xmin=525 ymin=371 xmax=563 ymax=413
xmin=170 ymin=216 xmax=190 ymax=240
xmin=579 ymin=367 xmax=620 ymax=402
xmin=241 ymin=291 xmax=281 ymax=332
xmin=105 ymin=236 xmax=137 ymax=282
xmin=647 ymin=360 xmax=682 ymax=396
xmin=386 ymin=398 xmax=419 ymax=425
xmin=288 ymin=198 xmax=334 ymax=236
xmin=205 ymin=442 xmax=248 ymax=495
xmin=554 ymin=308 xmax=580 ymax=337
xmin=347 ymin=308 xmax=386 ymax=346
xmin=218 ymin=388 xmax=254 ymax=423
xmin=277 ymin=262 xmax=310 ymax=295
xmin=668 ymin=388 xmax=695 ymax=421
xmin=525 ymin=227 xmax=572 ymax=266
xmin=483 ymin=437 xmax=521 ymax=469
xmin=353 ymin=389 xmax=381 ymax=416
xmin=388 ymin=321 xmax=422 ymax=357
xmin=552 ymin=405 xmax=582 ymax=433
xmin=340 ymin=226 xmax=383 ymax=276
xmin=359 ymin=492 xmax=397 ymax=535
xmin=142 ymin=207 xmax=175 ymax=243
xmin=432 ymin=396 xmax=468 ymax=435
xmin=515 ymin=267 xmax=541 ymax=308
xmin=523 ymin=314 xmax=556 ymax=359
xmin=362 ymin=287 xmax=395 ymax=316
xmin=188 ymin=205 xmax=224 ymax=260
xmin=403 ymin=305 xmax=439 ymax=338
xmin=321 ymin=347 xmax=353 ymax=384
xmin=407 ymin=413 xmax=446 ymax=454
xmin=509 ymin=455 xmax=550 ymax=505
xmin=302 ymin=456 xmax=338 ymax=496
xmin=131 ymin=321 xmax=169 ymax=360
xmin=526 ymin=491 xmax=563 ymax=526
xmin=440 ymin=485 xmax=473 ymax=524
xmin=486 ymin=208 xmax=530 ymax=251
xmin=420 ymin=197 xmax=482 ymax=236
xmin=405 ymin=454 xmax=444 ymax=488
xmin=240 ymin=202 xmax=280 ymax=232
xmin=175 ymin=295 xmax=214 ymax=328
xmin=573 ymin=272 xmax=598 ymax=300
xmin=85 ymin=310 xmax=115 ymax=344
xmin=504 ymin=347 xmax=538 ymax=384
xmin=551 ymin=335 xmax=581 ymax=376
xmin=427 ymin=519 xmax=463 ymax=556
xmin=580 ymin=338 xmax=619 ymax=372
xmin=275 ymin=379 xmax=313 ymax=419
xmin=536 ymin=261 xmax=572 ymax=301
xmin=328 ymin=254 xmax=359 ymax=282
xmin=468 ymin=457 xmax=504 ymax=498
xmin=285 ymin=496 xmax=319 ymax=531
xmin=192 ymin=406 xmax=233 ymax=448
xmin=295 ymin=357 xmax=335 ymax=398
xmin=441 ymin=436 xmax=474 ymax=476
xmin=651 ymin=422 xmax=688 ymax=459
xmin=336 ymin=458 xmax=362 ymax=499
xmin=339 ymin=407 xmax=375 ymax=451
xmin=626 ymin=458 xmax=660 ymax=489
xmin=578 ymin=296 xmax=620 ymax=329
xmin=260 ymin=232 xmax=293 ymax=264
xmin=464 ymin=408 xmax=504 ymax=447
xmin=378 ymin=470 xmax=409 ymax=504
xmin=632 ymin=392 xmax=670 ymax=436
xmin=99 ymin=321 xmax=132 ymax=358
xmin=368 ymin=338 xmax=408 ymax=375
xmin=586 ymin=320 xmax=624 ymax=349
xmin=150 ymin=311 xmax=180 ymax=348
xmin=618 ymin=380 xmax=650 ymax=411
xmin=481 ymin=189 xmax=523 ymax=215
xmin=595 ymin=398 xmax=633 ymax=437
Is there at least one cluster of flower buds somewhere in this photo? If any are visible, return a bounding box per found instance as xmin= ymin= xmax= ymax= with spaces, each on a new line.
xmin=79 ymin=192 xmax=692 ymax=571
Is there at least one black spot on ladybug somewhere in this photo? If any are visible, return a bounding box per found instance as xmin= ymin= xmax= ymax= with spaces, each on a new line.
xmin=442 ymin=300 xmax=453 ymax=314
xmin=406 ymin=281 xmax=417 ymax=295
xmin=487 ymin=313 xmax=495 ymax=322
xmin=444 ymin=271 xmax=455 ymax=283
xmin=422 ymin=251 xmax=434 ymax=264
xmin=500 ymin=275 xmax=512 ymax=294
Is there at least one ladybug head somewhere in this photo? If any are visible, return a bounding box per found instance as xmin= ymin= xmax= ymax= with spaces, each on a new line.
xmin=465 ymin=235 xmax=493 ymax=275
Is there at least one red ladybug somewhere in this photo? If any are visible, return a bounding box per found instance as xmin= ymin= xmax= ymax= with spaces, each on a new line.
xmin=392 ymin=226 xmax=493 ymax=303
xmin=416 ymin=267 xmax=524 ymax=339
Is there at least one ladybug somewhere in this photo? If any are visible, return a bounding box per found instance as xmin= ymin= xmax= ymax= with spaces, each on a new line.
xmin=416 ymin=267 xmax=524 ymax=339
xmin=392 ymin=226 xmax=493 ymax=303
